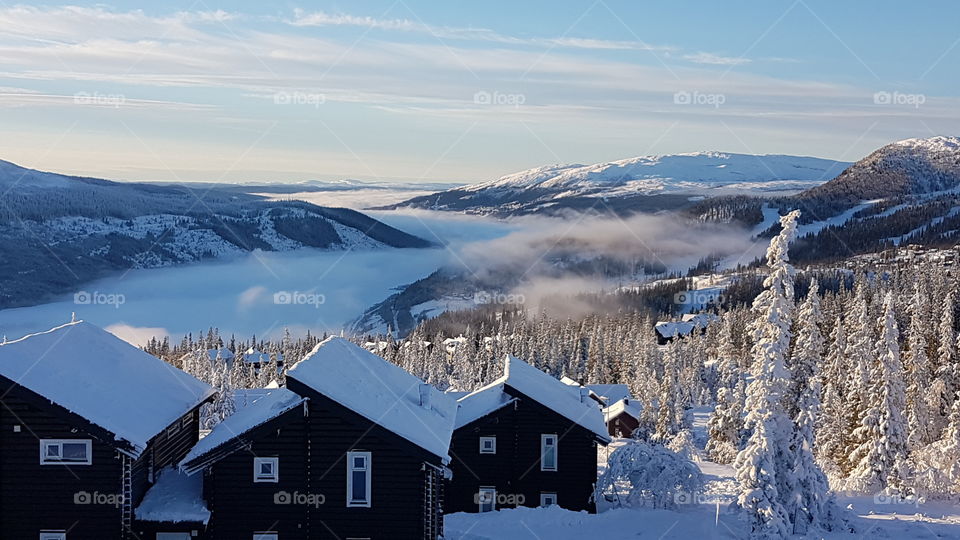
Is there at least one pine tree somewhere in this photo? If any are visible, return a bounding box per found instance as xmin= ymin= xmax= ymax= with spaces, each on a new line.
xmin=734 ymin=210 xmax=800 ymax=538
xmin=846 ymin=292 xmax=909 ymax=495
xmin=788 ymin=278 xmax=832 ymax=532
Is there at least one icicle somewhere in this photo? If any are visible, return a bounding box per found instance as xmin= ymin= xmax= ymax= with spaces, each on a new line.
xmin=70 ymin=312 xmax=76 ymax=323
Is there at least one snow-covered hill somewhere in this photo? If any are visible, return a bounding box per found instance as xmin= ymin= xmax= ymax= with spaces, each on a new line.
xmin=799 ymin=136 xmax=960 ymax=216
xmin=0 ymin=159 xmax=432 ymax=308
xmin=382 ymin=152 xmax=850 ymax=216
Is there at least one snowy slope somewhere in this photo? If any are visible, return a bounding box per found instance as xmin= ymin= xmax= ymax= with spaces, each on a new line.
xmin=0 ymin=158 xmax=432 ymax=309
xmin=469 ymin=152 xmax=846 ymax=194
xmin=384 ymin=151 xmax=849 ymax=215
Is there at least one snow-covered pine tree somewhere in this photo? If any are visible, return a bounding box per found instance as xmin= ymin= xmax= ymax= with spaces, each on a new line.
xmin=817 ymin=315 xmax=849 ymax=483
xmin=734 ymin=209 xmax=800 ymax=539
xmin=846 ymin=292 xmax=909 ymax=495
xmin=904 ymin=282 xmax=936 ymax=451
xmin=788 ymin=278 xmax=833 ymax=532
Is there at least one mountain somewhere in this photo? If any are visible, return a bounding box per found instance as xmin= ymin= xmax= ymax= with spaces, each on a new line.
xmin=379 ymin=152 xmax=850 ymax=216
xmin=0 ymin=159 xmax=432 ymax=308
xmin=797 ymin=136 xmax=960 ymax=218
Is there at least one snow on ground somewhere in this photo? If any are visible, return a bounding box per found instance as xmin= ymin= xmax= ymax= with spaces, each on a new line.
xmin=449 ymin=404 xmax=960 ymax=539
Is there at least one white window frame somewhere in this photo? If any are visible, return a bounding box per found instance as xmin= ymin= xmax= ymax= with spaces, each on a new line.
xmin=181 ymin=416 xmax=191 ymax=429
xmin=540 ymin=492 xmax=558 ymax=507
xmin=479 ymin=436 xmax=496 ymax=454
xmin=40 ymin=532 xmax=66 ymax=540
xmin=166 ymin=424 xmax=178 ymax=438
xmin=346 ymin=451 xmax=372 ymax=508
xmin=253 ymin=457 xmax=279 ymax=483
xmin=40 ymin=439 xmax=92 ymax=465
xmin=253 ymin=533 xmax=278 ymax=540
xmin=540 ymin=434 xmax=557 ymax=471
xmin=477 ymin=486 xmax=496 ymax=513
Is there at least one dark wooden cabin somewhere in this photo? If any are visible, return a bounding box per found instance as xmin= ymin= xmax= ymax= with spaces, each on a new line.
xmin=446 ymin=355 xmax=611 ymax=515
xmin=0 ymin=321 xmax=213 ymax=540
xmin=180 ymin=336 xmax=458 ymax=540
xmin=602 ymin=398 xmax=642 ymax=439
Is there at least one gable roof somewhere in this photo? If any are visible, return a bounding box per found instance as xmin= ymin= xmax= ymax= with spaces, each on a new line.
xmin=180 ymin=388 xmax=306 ymax=472
xmin=0 ymin=321 xmax=213 ymax=456
xmin=454 ymin=384 xmax=517 ymax=429
xmin=603 ymin=398 xmax=642 ymax=423
xmin=459 ymin=355 xmax=610 ymax=443
xmin=586 ymin=384 xmax=632 ymax=405
xmin=286 ymin=336 xmax=458 ymax=463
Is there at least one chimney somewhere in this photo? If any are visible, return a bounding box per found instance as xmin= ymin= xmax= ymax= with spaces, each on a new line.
xmin=579 ymin=387 xmax=589 ymax=403
xmin=419 ymin=383 xmax=432 ymax=408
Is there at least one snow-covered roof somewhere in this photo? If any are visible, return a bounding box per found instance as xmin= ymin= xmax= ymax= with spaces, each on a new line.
xmin=286 ymin=336 xmax=458 ymax=462
xmin=455 ymin=385 xmax=517 ymax=429
xmin=0 ymin=321 xmax=213 ymax=456
xmin=603 ymin=398 xmax=642 ymax=423
xmin=461 ymin=355 xmax=610 ymax=442
xmin=654 ymin=314 xmax=717 ymax=339
xmin=181 ymin=388 xmax=305 ymax=468
xmin=587 ymin=384 xmax=632 ymax=405
xmin=135 ymin=466 xmax=210 ymax=524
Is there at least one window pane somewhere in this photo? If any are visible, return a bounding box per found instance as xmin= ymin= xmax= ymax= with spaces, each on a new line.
xmin=45 ymin=444 xmax=61 ymax=457
xmin=260 ymin=462 xmax=273 ymax=474
xmin=544 ymin=447 xmax=556 ymax=468
xmin=351 ymin=471 xmax=367 ymax=500
xmin=353 ymin=456 xmax=366 ymax=469
xmin=62 ymin=443 xmax=87 ymax=461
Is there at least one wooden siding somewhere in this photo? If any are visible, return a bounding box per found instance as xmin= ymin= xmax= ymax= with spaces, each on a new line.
xmin=0 ymin=385 xmax=125 ymax=539
xmin=202 ymin=378 xmax=446 ymax=539
xmin=446 ymin=387 xmax=600 ymax=514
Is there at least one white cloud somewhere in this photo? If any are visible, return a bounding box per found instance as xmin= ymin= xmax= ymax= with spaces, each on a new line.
xmin=683 ymin=52 xmax=751 ymax=66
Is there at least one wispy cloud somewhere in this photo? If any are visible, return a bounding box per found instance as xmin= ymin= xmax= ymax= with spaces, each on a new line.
xmin=683 ymin=52 xmax=751 ymax=66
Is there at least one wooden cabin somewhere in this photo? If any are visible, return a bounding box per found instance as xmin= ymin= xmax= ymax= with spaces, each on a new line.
xmin=0 ymin=321 xmax=214 ymax=539
xmin=603 ymin=398 xmax=642 ymax=439
xmin=180 ymin=336 xmax=457 ymax=540
xmin=446 ymin=355 xmax=611 ymax=515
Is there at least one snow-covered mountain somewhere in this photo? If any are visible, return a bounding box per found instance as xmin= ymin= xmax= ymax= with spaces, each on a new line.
xmin=799 ymin=136 xmax=960 ymax=216
xmin=382 ymin=152 xmax=850 ymax=216
xmin=0 ymin=159 xmax=432 ymax=308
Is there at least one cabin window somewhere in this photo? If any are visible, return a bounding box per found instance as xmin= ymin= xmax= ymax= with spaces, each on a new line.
xmin=253 ymin=457 xmax=279 ymax=483
xmin=253 ymin=533 xmax=278 ymax=540
xmin=479 ymin=436 xmax=496 ymax=454
xmin=156 ymin=534 xmax=191 ymax=540
xmin=540 ymin=434 xmax=557 ymax=471
xmin=166 ymin=424 xmax=178 ymax=438
xmin=540 ymin=492 xmax=558 ymax=507
xmin=181 ymin=416 xmax=191 ymax=429
xmin=477 ymin=486 xmax=496 ymax=512
xmin=346 ymin=451 xmax=372 ymax=507
xmin=40 ymin=532 xmax=66 ymax=540
xmin=40 ymin=440 xmax=91 ymax=465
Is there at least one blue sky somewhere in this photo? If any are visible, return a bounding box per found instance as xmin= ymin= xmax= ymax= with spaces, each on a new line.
xmin=0 ymin=1 xmax=957 ymax=183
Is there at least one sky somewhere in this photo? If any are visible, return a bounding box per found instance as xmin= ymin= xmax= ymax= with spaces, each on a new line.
xmin=0 ymin=1 xmax=957 ymax=184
